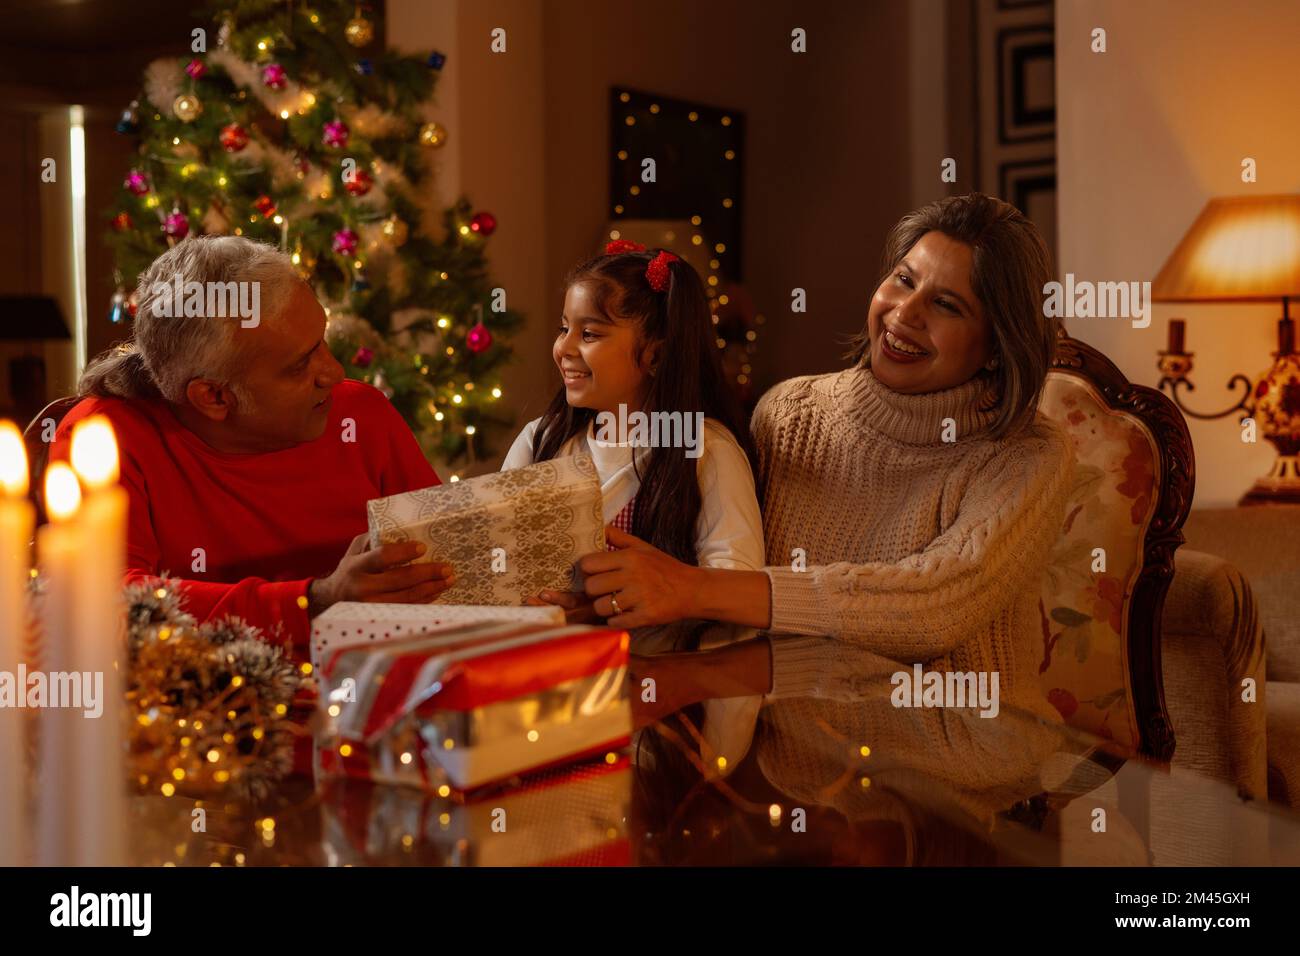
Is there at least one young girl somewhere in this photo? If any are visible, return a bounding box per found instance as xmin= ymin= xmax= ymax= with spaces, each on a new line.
xmin=501 ymin=240 xmax=764 ymax=768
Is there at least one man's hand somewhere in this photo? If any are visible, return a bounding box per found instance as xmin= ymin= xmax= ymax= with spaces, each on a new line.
xmin=308 ymin=532 xmax=455 ymax=615
xmin=577 ymin=526 xmax=703 ymax=627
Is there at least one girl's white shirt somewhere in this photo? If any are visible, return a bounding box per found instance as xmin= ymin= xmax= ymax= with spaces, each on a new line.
xmin=501 ymin=414 xmax=767 ymax=773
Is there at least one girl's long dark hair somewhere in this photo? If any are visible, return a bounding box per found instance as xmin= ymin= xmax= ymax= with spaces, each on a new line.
xmin=531 ymin=250 xmax=758 ymax=565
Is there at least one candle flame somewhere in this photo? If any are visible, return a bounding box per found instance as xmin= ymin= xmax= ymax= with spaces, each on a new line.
xmin=69 ymin=416 xmax=120 ymax=490
xmin=0 ymin=421 xmax=28 ymax=497
xmin=45 ymin=462 xmax=81 ymax=521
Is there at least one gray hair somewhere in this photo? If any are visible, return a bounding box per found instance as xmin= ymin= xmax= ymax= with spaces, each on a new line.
xmin=79 ymin=236 xmax=299 ymax=407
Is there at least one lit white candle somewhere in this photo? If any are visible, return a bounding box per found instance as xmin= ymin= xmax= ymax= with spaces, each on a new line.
xmin=35 ymin=462 xmax=80 ymax=866
xmin=68 ymin=416 xmax=128 ymax=867
xmin=0 ymin=422 xmax=34 ymax=866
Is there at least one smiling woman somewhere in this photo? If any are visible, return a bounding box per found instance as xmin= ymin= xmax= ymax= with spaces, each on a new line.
xmin=580 ymin=193 xmax=1078 ymax=826
xmin=846 ymin=194 xmax=1058 ymax=439
xmin=867 ymin=232 xmax=996 ymax=387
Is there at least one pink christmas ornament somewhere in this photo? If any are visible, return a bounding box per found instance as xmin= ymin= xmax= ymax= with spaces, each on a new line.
xmin=124 ymin=169 xmax=149 ymax=195
xmin=332 ymin=228 xmax=359 ymax=256
xmin=162 ymin=210 xmax=190 ymax=240
xmin=466 ymin=321 xmax=493 ymax=354
xmin=322 ymin=119 xmax=350 ymax=149
xmin=185 ymin=58 xmax=206 ymax=80
xmin=262 ymin=63 xmax=287 ymax=89
xmin=351 ymin=347 xmax=374 ymax=368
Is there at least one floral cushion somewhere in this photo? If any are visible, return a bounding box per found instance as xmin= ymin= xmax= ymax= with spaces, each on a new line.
xmin=1036 ymin=373 xmax=1163 ymax=753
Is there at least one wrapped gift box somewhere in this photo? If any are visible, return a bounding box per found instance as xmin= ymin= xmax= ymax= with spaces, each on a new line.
xmin=317 ymin=620 xmax=631 ymax=791
xmin=367 ymin=454 xmax=605 ymax=605
xmin=320 ymin=758 xmax=632 ymax=866
xmin=309 ymin=601 xmax=564 ymax=674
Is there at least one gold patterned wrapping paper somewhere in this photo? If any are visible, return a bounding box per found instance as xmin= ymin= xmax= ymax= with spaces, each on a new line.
xmin=367 ymin=455 xmax=605 ymax=605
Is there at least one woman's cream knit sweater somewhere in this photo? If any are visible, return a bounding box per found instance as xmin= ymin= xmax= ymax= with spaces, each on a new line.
xmin=751 ymin=364 xmax=1076 ymax=826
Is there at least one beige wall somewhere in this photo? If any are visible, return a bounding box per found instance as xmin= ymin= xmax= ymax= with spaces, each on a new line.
xmin=390 ymin=0 xmax=914 ymax=467
xmin=388 ymin=0 xmax=549 ymax=476
xmin=1056 ymin=0 xmax=1300 ymax=508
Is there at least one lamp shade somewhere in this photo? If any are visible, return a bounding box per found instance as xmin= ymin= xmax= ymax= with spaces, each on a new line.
xmin=1151 ymin=194 xmax=1300 ymax=303
xmin=0 ymin=296 xmax=71 ymax=341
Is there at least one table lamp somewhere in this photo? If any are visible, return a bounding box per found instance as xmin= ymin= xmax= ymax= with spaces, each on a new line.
xmin=1153 ymin=194 xmax=1300 ymax=505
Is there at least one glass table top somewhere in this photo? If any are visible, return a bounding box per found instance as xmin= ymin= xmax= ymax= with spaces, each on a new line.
xmin=122 ymin=699 xmax=1300 ymax=867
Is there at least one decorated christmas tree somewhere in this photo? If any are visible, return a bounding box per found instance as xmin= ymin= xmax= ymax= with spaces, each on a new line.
xmin=104 ymin=0 xmax=519 ymax=469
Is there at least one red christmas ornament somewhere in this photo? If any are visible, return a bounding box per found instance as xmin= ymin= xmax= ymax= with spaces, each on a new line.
xmin=469 ymin=211 xmax=497 ymax=236
xmin=466 ymin=321 xmax=493 ymax=354
xmin=351 ymin=347 xmax=374 ymax=368
xmin=254 ymin=195 xmax=277 ymax=218
xmin=111 ymin=212 xmax=133 ymax=232
xmin=220 ymin=123 xmax=249 ymax=152
xmin=185 ymin=58 xmax=206 ymax=80
xmin=126 ymin=291 xmax=139 ymax=318
xmin=343 ymin=168 xmax=373 ymax=197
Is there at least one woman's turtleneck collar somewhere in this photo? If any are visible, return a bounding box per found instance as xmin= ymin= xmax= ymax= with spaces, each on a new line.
xmin=840 ymin=363 xmax=1000 ymax=445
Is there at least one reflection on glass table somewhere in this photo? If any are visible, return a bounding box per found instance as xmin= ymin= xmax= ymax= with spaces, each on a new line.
xmin=123 ymin=696 xmax=1300 ymax=867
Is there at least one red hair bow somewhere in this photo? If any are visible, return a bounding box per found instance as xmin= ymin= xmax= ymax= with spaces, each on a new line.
xmin=604 ymin=239 xmax=646 ymax=255
xmin=645 ymin=250 xmax=679 ymax=292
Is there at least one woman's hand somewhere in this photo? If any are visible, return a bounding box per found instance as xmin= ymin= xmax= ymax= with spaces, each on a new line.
xmin=628 ymin=639 xmax=774 ymax=728
xmin=628 ymin=653 xmax=703 ymax=728
xmin=579 ymin=526 xmax=775 ymax=630
xmin=578 ymin=526 xmax=703 ymax=628
xmin=526 ymin=588 xmax=603 ymax=625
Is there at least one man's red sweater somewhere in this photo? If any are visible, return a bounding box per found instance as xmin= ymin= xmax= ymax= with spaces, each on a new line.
xmin=49 ymin=380 xmax=440 ymax=658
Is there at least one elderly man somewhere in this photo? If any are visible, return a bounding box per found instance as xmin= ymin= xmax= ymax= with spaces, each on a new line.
xmin=51 ymin=236 xmax=455 ymax=657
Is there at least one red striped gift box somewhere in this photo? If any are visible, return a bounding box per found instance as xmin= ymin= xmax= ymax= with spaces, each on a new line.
xmin=316 ymin=621 xmax=631 ymax=792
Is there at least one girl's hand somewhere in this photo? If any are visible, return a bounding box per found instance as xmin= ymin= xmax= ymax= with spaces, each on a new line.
xmin=527 ymin=588 xmax=603 ymax=625
xmin=578 ymin=526 xmax=703 ymax=628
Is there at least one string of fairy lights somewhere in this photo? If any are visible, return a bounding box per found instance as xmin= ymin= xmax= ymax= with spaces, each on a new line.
xmin=609 ymin=88 xmax=762 ymax=393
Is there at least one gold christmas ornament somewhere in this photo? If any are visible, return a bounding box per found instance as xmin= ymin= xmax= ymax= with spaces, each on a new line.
xmin=382 ymin=215 xmax=409 ymax=246
xmin=419 ymin=121 xmax=448 ymax=148
xmin=173 ymin=93 xmax=203 ymax=122
xmin=345 ymin=15 xmax=375 ymax=47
